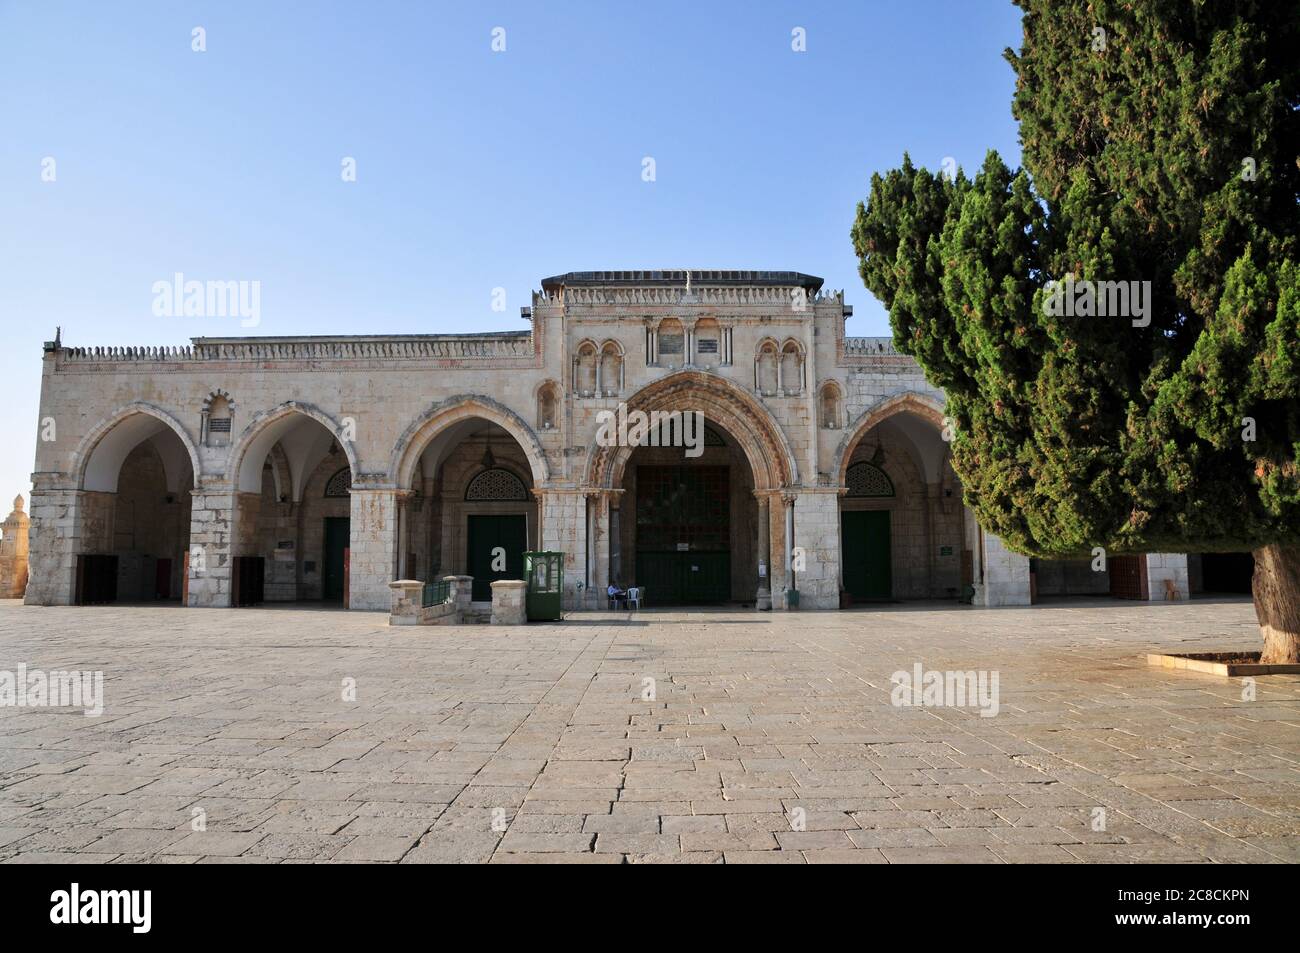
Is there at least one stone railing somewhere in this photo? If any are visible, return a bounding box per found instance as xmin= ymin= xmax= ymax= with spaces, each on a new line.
xmin=60 ymin=345 xmax=197 ymax=361
xmin=535 ymin=287 xmax=844 ymax=306
xmin=57 ymin=333 xmax=536 ymax=364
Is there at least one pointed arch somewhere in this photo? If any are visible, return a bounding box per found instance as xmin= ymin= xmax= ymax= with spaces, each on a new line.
xmin=834 ymin=391 xmax=946 ymax=485
xmin=390 ymin=394 xmax=549 ymax=490
xmin=584 ymin=370 xmax=798 ymax=491
xmin=73 ymin=402 xmax=202 ymax=493
xmin=228 ymin=401 xmax=361 ymax=495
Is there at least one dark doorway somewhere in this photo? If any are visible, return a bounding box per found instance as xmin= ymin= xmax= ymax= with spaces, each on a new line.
xmin=1201 ymin=552 xmax=1254 ymax=594
xmin=323 ymin=517 xmax=350 ymax=602
xmin=75 ymin=554 xmax=119 ymax=605
xmin=232 ymin=555 xmax=265 ymax=606
xmin=467 ymin=514 xmax=527 ymax=601
xmin=154 ymin=558 xmax=172 ymax=600
xmin=842 ymin=509 xmax=892 ymax=601
xmin=634 ymin=465 xmax=731 ymax=604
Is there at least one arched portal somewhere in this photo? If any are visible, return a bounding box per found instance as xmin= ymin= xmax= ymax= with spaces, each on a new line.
xmin=227 ymin=404 xmax=359 ymax=605
xmin=70 ymin=405 xmax=198 ymax=604
xmin=835 ymin=393 xmax=964 ymax=603
xmin=586 ymin=372 xmax=797 ymax=607
xmin=391 ymin=397 xmax=546 ymax=601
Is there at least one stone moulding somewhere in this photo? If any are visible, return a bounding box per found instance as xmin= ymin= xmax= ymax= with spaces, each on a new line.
xmin=1146 ymin=652 xmax=1300 ymax=676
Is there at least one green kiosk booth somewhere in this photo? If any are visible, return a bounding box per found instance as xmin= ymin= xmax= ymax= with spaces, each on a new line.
xmin=524 ymin=551 xmax=564 ymax=621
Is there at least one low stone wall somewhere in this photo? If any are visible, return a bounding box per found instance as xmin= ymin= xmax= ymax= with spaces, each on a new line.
xmin=388 ymin=574 xmax=477 ymax=626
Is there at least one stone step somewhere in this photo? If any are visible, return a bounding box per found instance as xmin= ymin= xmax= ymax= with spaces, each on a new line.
xmin=461 ymin=601 xmax=492 ymax=624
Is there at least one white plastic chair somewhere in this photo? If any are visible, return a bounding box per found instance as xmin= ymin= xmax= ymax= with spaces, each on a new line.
xmin=626 ymin=586 xmax=641 ymax=611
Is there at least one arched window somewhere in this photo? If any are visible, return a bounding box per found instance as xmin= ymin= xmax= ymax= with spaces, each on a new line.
xmin=574 ymin=342 xmax=598 ymax=397
xmin=465 ymin=467 xmax=529 ymax=502
xmin=819 ymin=382 xmax=842 ymax=429
xmin=204 ymin=390 xmax=234 ymax=447
xmin=599 ymin=342 xmax=623 ymax=396
xmin=537 ymin=382 xmax=559 ymax=431
xmin=846 ymin=462 xmax=894 ymax=498
xmin=324 ymin=467 xmax=352 ymax=498
xmin=756 ymin=340 xmax=779 ymax=395
xmin=780 ymin=341 xmax=804 ymax=395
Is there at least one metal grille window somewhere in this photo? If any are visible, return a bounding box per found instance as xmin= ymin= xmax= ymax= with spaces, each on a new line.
xmin=465 ymin=467 xmax=528 ymax=501
xmin=324 ymin=468 xmax=352 ymax=497
xmin=846 ymin=462 xmax=894 ymax=498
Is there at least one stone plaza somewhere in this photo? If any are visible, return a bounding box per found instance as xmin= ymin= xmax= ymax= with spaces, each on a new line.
xmin=0 ymin=597 xmax=1296 ymax=864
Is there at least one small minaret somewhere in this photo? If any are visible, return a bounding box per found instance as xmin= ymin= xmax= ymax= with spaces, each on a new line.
xmin=0 ymin=494 xmax=30 ymax=598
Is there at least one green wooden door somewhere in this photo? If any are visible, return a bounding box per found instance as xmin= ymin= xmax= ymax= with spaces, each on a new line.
xmin=467 ymin=514 xmax=527 ymax=601
xmin=323 ymin=517 xmax=350 ymax=601
xmin=841 ymin=510 xmax=891 ymax=601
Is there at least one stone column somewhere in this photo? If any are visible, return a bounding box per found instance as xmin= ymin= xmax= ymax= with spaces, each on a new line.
xmin=23 ymin=476 xmax=80 ymax=605
xmin=974 ymin=531 xmax=1031 ymax=607
xmin=755 ymin=492 xmax=772 ymax=610
xmin=537 ymin=488 xmax=589 ymax=609
xmin=609 ymin=500 xmax=622 ymax=587
xmin=187 ymin=479 xmax=234 ymax=607
xmin=791 ymin=488 xmax=842 ymax=609
xmin=348 ymin=486 xmax=401 ymax=611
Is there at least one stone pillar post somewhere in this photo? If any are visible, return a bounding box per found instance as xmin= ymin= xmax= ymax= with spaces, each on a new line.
xmin=348 ymin=486 xmax=401 ymax=611
xmin=755 ymin=492 xmax=772 ymax=610
xmin=388 ymin=579 xmax=423 ymax=625
xmin=187 ymin=479 xmax=234 ymax=607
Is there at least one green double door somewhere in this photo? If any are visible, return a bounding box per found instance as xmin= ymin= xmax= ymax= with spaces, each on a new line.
xmin=467 ymin=514 xmax=527 ymax=601
xmin=841 ymin=510 xmax=892 ymax=601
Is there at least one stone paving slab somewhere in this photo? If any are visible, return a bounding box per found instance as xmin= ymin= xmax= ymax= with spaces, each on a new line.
xmin=0 ymin=597 xmax=1297 ymax=863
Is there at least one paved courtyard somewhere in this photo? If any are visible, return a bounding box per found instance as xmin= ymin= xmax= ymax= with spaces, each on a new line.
xmin=0 ymin=597 xmax=1296 ymax=864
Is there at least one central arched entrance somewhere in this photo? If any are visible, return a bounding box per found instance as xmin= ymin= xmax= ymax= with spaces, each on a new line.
xmin=618 ymin=422 xmax=755 ymax=604
xmin=586 ymin=372 xmax=797 ymax=607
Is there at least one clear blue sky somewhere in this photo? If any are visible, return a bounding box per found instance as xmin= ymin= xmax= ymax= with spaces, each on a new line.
xmin=0 ymin=0 xmax=1022 ymax=504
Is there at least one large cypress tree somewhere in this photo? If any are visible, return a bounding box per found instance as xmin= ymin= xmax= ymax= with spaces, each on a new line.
xmin=852 ymin=0 xmax=1300 ymax=661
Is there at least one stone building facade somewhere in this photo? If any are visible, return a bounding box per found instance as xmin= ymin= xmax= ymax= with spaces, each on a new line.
xmin=25 ymin=270 xmax=1189 ymax=611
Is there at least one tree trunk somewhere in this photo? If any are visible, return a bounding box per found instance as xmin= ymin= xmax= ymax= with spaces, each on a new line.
xmin=1252 ymin=544 xmax=1300 ymax=664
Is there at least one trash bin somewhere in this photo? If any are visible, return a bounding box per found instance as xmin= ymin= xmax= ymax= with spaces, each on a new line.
xmin=785 ymin=588 xmax=800 ymax=609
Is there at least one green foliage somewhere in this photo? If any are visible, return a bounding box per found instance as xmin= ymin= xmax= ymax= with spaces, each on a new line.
xmin=852 ymin=0 xmax=1300 ymax=557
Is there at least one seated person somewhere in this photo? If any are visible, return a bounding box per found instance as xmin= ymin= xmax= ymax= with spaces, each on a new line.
xmin=607 ymin=582 xmax=625 ymax=608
